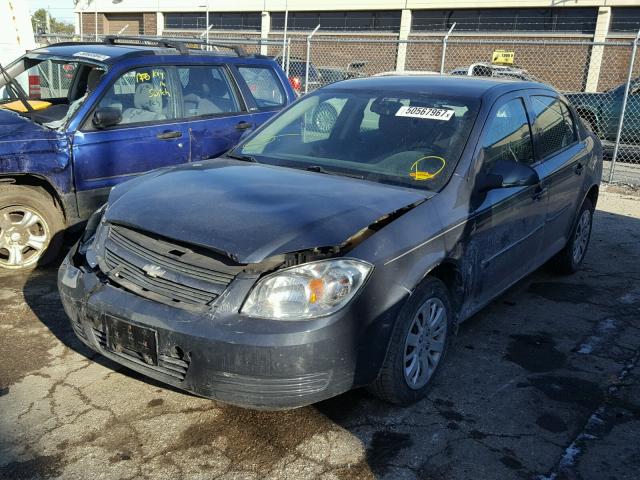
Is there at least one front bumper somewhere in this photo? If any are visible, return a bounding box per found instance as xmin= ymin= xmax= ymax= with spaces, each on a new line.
xmin=58 ymin=255 xmax=360 ymax=410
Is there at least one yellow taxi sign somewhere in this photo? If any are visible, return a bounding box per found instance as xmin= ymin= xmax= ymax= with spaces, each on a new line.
xmin=492 ymin=50 xmax=515 ymax=65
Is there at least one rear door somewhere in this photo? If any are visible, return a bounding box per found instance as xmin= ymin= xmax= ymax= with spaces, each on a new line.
xmin=233 ymin=64 xmax=289 ymax=127
xmin=469 ymin=94 xmax=547 ymax=307
xmin=72 ymin=65 xmax=190 ymax=217
xmin=527 ymin=93 xmax=590 ymax=258
xmin=176 ymin=65 xmax=254 ymax=162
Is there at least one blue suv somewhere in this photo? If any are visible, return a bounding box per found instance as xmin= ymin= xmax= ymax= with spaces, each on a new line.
xmin=0 ymin=37 xmax=294 ymax=270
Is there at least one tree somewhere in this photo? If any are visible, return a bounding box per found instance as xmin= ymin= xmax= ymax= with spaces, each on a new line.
xmin=31 ymin=8 xmax=75 ymax=35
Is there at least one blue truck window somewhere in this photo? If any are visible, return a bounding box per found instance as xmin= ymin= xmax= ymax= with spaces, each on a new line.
xmin=237 ymin=66 xmax=285 ymax=109
xmin=177 ymin=66 xmax=241 ymax=117
xmin=99 ymin=67 xmax=176 ymax=125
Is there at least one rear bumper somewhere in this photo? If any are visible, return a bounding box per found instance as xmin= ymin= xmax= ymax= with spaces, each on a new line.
xmin=58 ymin=256 xmax=359 ymax=410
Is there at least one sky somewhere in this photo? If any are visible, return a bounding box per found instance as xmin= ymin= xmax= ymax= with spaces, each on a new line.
xmin=28 ymin=0 xmax=77 ymax=24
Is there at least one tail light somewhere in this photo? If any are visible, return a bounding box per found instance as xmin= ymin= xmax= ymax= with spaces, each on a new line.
xmin=28 ymin=75 xmax=41 ymax=99
xmin=288 ymin=76 xmax=301 ymax=92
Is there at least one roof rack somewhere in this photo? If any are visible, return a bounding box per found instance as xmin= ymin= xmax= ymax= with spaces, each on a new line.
xmin=103 ymin=35 xmax=247 ymax=57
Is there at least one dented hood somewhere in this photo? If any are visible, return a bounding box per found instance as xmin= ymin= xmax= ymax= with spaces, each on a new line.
xmin=105 ymin=159 xmax=428 ymax=264
xmin=0 ymin=108 xmax=54 ymax=150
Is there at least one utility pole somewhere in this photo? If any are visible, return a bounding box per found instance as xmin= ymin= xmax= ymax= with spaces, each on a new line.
xmin=45 ymin=6 xmax=51 ymax=34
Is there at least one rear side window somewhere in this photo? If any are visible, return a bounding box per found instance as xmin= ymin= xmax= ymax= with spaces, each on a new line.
xmin=482 ymin=98 xmax=534 ymax=166
xmin=237 ymin=66 xmax=285 ymax=109
xmin=531 ymin=96 xmax=577 ymax=159
xmin=177 ymin=66 xmax=241 ymax=118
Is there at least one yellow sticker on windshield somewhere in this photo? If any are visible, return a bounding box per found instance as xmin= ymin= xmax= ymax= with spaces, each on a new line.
xmin=410 ymin=156 xmax=446 ymax=181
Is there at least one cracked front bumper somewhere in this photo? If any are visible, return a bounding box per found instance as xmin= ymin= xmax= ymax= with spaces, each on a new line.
xmin=57 ymin=255 xmax=359 ymax=410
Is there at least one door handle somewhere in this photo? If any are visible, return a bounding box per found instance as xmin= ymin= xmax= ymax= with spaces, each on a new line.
xmin=574 ymin=162 xmax=584 ymax=175
xmin=156 ymin=131 xmax=182 ymax=140
xmin=532 ymin=185 xmax=548 ymax=201
xmin=235 ymin=121 xmax=253 ymax=130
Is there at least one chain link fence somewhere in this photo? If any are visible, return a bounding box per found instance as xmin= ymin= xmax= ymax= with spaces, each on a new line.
xmin=293 ymin=34 xmax=640 ymax=184
xmin=34 ymin=31 xmax=640 ymax=184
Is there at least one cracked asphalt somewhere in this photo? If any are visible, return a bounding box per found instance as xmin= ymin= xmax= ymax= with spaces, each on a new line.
xmin=1 ymin=185 xmax=639 ymax=480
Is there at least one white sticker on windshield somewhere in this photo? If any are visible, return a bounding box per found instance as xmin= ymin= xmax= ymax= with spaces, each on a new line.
xmin=72 ymin=51 xmax=110 ymax=62
xmin=395 ymin=106 xmax=454 ymax=121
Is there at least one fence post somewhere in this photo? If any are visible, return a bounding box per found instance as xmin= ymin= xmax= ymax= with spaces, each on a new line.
xmin=285 ymin=38 xmax=291 ymax=77
xmin=305 ymin=25 xmax=321 ymax=95
xmin=440 ymin=23 xmax=456 ymax=74
xmin=395 ymin=9 xmax=411 ymax=72
xmin=609 ymin=28 xmax=640 ymax=183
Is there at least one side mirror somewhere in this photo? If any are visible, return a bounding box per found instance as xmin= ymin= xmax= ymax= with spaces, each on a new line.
xmin=477 ymin=159 xmax=539 ymax=192
xmin=92 ymin=107 xmax=122 ymax=129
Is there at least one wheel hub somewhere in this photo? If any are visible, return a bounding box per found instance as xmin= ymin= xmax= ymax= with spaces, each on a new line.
xmin=0 ymin=207 xmax=49 ymax=269
xmin=8 ymin=230 xmax=25 ymax=243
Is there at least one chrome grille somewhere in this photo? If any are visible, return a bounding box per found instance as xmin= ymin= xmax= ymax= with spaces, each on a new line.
xmin=99 ymin=224 xmax=243 ymax=311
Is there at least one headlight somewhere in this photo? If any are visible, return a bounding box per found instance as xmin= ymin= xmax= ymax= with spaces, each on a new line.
xmin=78 ymin=204 xmax=107 ymax=267
xmin=241 ymin=259 xmax=373 ymax=320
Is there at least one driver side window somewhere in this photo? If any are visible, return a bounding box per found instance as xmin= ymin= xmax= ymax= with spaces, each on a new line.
xmin=97 ymin=67 xmax=177 ymax=125
xmin=482 ymin=98 xmax=534 ymax=167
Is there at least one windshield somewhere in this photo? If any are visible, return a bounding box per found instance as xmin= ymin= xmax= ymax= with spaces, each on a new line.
xmin=0 ymin=56 xmax=102 ymax=128
xmin=235 ymin=89 xmax=480 ymax=191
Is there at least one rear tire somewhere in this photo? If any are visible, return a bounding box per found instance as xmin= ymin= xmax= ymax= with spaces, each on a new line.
xmin=550 ymin=197 xmax=594 ymax=275
xmin=368 ymin=277 xmax=453 ymax=406
xmin=0 ymin=185 xmax=65 ymax=271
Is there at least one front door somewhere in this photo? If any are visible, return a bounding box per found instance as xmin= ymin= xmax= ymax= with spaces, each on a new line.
xmin=469 ymin=95 xmax=548 ymax=308
xmin=72 ymin=66 xmax=190 ymax=217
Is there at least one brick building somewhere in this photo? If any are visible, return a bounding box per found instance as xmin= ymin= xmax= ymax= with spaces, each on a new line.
xmin=74 ymin=1 xmax=640 ymax=92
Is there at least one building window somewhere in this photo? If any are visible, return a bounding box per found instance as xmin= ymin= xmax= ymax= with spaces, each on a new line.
xmin=411 ymin=8 xmax=598 ymax=34
xmin=610 ymin=8 xmax=640 ymax=33
xmin=164 ymin=12 xmax=261 ymax=31
xmin=270 ymin=11 xmax=401 ymax=32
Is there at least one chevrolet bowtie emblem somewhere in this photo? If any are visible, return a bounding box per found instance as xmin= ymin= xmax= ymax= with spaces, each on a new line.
xmin=142 ymin=264 xmax=166 ymax=278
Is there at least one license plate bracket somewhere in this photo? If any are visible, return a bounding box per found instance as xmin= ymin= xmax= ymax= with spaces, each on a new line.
xmin=105 ymin=315 xmax=158 ymax=366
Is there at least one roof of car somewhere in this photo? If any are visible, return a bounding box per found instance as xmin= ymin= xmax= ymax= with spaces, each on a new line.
xmin=30 ymin=43 xmax=164 ymax=63
xmin=324 ymin=74 xmax=549 ymax=97
xmin=28 ymin=40 xmax=257 ymax=65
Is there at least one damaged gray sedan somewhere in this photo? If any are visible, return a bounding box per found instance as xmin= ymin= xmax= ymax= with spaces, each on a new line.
xmin=58 ymin=76 xmax=602 ymax=409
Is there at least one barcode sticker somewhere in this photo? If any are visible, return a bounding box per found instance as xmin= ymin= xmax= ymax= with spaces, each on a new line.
xmin=395 ymin=106 xmax=454 ymax=121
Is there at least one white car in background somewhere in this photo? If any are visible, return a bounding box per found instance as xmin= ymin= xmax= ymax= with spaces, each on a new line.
xmin=374 ymin=71 xmax=440 ymax=77
xmin=450 ymin=62 xmax=536 ymax=81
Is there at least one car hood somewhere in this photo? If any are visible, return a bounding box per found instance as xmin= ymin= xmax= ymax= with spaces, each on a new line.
xmin=105 ymin=159 xmax=429 ymax=264
xmin=0 ymin=108 xmax=51 ymax=142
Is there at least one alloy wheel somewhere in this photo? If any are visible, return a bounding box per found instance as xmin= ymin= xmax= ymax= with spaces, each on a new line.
xmin=0 ymin=207 xmax=50 ymax=269
xmin=314 ymin=106 xmax=337 ymax=133
xmin=403 ymin=297 xmax=448 ymax=390
xmin=572 ymin=209 xmax=591 ymax=264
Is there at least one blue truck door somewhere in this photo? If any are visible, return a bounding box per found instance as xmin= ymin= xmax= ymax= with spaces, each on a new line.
xmin=72 ymin=66 xmax=190 ymax=216
xmin=175 ymin=65 xmax=254 ymax=161
xmin=233 ymin=64 xmax=292 ymax=130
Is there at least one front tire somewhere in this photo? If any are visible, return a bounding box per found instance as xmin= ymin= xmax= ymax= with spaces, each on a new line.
xmin=368 ymin=277 xmax=453 ymax=406
xmin=550 ymin=197 xmax=594 ymax=274
xmin=0 ymin=185 xmax=65 ymax=271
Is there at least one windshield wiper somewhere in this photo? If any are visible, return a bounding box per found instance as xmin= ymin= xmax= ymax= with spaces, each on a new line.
xmin=226 ymin=152 xmax=257 ymax=163
xmin=305 ymin=165 xmax=364 ymax=179
xmin=0 ymin=62 xmax=33 ymax=113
